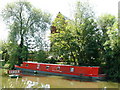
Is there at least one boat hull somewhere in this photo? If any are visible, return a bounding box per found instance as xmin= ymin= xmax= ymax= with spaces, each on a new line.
xmin=14 ymin=66 xmax=105 ymax=80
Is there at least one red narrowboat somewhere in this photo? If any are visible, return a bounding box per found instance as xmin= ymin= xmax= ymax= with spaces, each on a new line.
xmin=14 ymin=61 xmax=105 ymax=80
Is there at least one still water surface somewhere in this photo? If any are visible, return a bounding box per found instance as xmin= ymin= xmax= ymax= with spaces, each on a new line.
xmin=0 ymin=73 xmax=120 ymax=88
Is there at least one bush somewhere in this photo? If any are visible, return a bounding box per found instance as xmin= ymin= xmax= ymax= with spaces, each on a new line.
xmin=34 ymin=50 xmax=48 ymax=63
xmin=1 ymin=69 xmax=9 ymax=76
xmin=43 ymin=58 xmax=57 ymax=64
xmin=3 ymin=64 xmax=10 ymax=69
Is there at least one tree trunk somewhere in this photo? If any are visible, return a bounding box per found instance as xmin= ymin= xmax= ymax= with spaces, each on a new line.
xmin=71 ymin=51 xmax=77 ymax=65
xmin=18 ymin=36 xmax=24 ymax=65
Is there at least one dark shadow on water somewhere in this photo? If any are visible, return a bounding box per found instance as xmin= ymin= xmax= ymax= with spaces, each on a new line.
xmin=20 ymin=72 xmax=103 ymax=82
xmin=61 ymin=76 xmax=100 ymax=82
xmin=21 ymin=72 xmax=53 ymax=77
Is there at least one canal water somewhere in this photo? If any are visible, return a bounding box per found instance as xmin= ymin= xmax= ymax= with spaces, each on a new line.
xmin=0 ymin=72 xmax=120 ymax=89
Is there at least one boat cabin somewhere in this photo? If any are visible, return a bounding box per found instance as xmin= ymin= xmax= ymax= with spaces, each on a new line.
xmin=16 ymin=61 xmax=105 ymax=78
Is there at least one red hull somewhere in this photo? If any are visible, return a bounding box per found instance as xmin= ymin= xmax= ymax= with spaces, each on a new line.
xmin=14 ymin=62 xmax=105 ymax=79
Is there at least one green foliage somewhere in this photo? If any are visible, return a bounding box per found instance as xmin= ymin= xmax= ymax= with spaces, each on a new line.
xmin=98 ymin=14 xmax=116 ymax=30
xmin=52 ymin=12 xmax=66 ymax=33
xmin=0 ymin=61 xmax=5 ymax=67
xmin=50 ymin=1 xmax=119 ymax=82
xmin=43 ymin=58 xmax=57 ymax=64
xmin=3 ymin=63 xmax=10 ymax=69
xmin=8 ymin=43 xmax=19 ymax=68
xmin=97 ymin=14 xmax=119 ymax=81
xmin=51 ymin=1 xmax=100 ymax=66
xmin=50 ymin=12 xmax=72 ymax=64
xmin=0 ymin=41 xmax=9 ymax=62
xmin=1 ymin=1 xmax=51 ymax=65
xmin=103 ymin=21 xmax=120 ymax=81
xmin=0 ymin=0 xmax=119 ymax=82
xmin=34 ymin=50 xmax=48 ymax=63
xmin=1 ymin=69 xmax=9 ymax=76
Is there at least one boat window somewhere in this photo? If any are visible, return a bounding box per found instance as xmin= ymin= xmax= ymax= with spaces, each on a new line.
xmin=37 ymin=64 xmax=40 ymax=69
xmin=56 ymin=67 xmax=60 ymax=70
xmin=70 ymin=68 xmax=74 ymax=72
xmin=46 ymin=66 xmax=50 ymax=69
xmin=26 ymin=64 xmax=28 ymax=67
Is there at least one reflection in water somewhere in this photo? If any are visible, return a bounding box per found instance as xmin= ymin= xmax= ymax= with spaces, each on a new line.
xmin=1 ymin=72 xmax=120 ymax=88
xmin=2 ymin=76 xmax=50 ymax=88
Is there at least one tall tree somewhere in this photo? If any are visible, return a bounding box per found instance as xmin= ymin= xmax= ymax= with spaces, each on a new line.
xmin=97 ymin=14 xmax=120 ymax=81
xmin=72 ymin=1 xmax=100 ymax=65
xmin=50 ymin=12 xmax=69 ymax=63
xmin=104 ymin=21 xmax=120 ymax=81
xmin=50 ymin=1 xmax=100 ymax=66
xmin=2 ymin=1 xmax=51 ymax=65
xmin=97 ymin=14 xmax=116 ymax=64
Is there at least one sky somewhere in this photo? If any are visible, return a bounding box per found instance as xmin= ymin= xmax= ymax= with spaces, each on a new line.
xmin=0 ymin=0 xmax=119 ymax=41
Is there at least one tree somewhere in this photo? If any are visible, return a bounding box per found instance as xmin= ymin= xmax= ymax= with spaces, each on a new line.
xmin=50 ymin=1 xmax=100 ymax=66
xmin=103 ymin=21 xmax=120 ymax=81
xmin=51 ymin=12 xmax=66 ymax=34
xmin=97 ymin=15 xmax=116 ymax=64
xmin=50 ymin=12 xmax=68 ymax=61
xmin=34 ymin=50 xmax=48 ymax=63
xmin=97 ymin=14 xmax=120 ymax=81
xmin=2 ymin=1 xmax=51 ymax=65
xmin=50 ymin=12 xmax=76 ymax=64
xmin=98 ymin=14 xmax=116 ymax=36
xmin=0 ymin=41 xmax=9 ymax=63
xmin=70 ymin=1 xmax=100 ymax=65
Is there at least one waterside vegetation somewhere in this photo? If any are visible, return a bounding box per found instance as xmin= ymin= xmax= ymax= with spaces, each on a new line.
xmin=0 ymin=1 xmax=119 ymax=82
